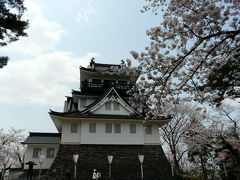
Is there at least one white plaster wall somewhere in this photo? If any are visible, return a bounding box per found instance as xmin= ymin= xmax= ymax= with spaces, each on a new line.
xmin=60 ymin=121 xmax=161 ymax=145
xmin=144 ymin=125 xmax=161 ymax=144
xmin=63 ymin=101 xmax=67 ymax=112
xmin=61 ymin=122 xmax=81 ymax=144
xmin=24 ymin=144 xmax=59 ymax=169
xmin=92 ymin=103 xmax=131 ymax=115
xmin=78 ymin=98 xmax=97 ymax=111
xmin=80 ymin=121 xmax=144 ymax=144
xmin=78 ymin=99 xmax=81 ymax=111
xmin=86 ymin=98 xmax=96 ymax=107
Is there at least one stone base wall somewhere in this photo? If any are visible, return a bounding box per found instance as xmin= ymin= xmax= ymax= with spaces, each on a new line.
xmin=44 ymin=144 xmax=175 ymax=180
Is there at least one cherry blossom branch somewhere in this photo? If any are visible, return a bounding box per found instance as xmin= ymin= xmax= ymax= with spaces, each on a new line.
xmin=183 ymin=24 xmax=202 ymax=39
xmin=178 ymin=36 xmax=231 ymax=90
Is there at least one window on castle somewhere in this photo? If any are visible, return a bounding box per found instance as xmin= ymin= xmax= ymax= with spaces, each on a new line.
xmin=130 ymin=124 xmax=136 ymax=134
xmin=105 ymin=102 xmax=111 ymax=110
xmin=113 ymin=102 xmax=120 ymax=111
xmin=32 ymin=148 xmax=42 ymax=158
xmin=114 ymin=124 xmax=121 ymax=133
xmin=105 ymin=123 xmax=112 ymax=133
xmin=80 ymin=99 xmax=86 ymax=108
xmin=71 ymin=123 xmax=78 ymax=133
xmin=145 ymin=125 xmax=152 ymax=134
xmin=89 ymin=123 xmax=96 ymax=133
xmin=46 ymin=148 xmax=55 ymax=158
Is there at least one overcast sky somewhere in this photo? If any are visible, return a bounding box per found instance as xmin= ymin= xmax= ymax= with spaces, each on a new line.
xmin=0 ymin=0 xmax=162 ymax=133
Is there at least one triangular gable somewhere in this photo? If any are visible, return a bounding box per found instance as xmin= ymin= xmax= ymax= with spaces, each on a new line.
xmin=81 ymin=87 xmax=142 ymax=116
xmin=91 ymin=98 xmax=132 ymax=115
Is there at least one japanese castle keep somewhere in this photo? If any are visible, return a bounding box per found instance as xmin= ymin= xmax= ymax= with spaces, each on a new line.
xmin=23 ymin=60 xmax=174 ymax=180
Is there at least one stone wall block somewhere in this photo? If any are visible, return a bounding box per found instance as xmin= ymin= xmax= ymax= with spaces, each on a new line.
xmin=44 ymin=144 xmax=175 ymax=180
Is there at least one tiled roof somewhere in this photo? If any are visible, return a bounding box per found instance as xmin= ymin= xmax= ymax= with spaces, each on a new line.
xmin=80 ymin=63 xmax=123 ymax=74
xmin=22 ymin=132 xmax=61 ymax=144
xmin=49 ymin=110 xmax=170 ymax=121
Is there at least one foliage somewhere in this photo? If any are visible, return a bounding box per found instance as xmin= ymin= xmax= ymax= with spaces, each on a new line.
xmin=0 ymin=56 xmax=8 ymax=68
xmin=0 ymin=128 xmax=26 ymax=180
xmin=128 ymin=0 xmax=240 ymax=109
xmin=180 ymin=173 xmax=201 ymax=180
xmin=201 ymin=58 xmax=240 ymax=106
xmin=0 ymin=0 xmax=29 ymax=68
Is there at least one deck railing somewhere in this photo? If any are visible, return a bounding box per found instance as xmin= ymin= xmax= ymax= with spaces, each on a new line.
xmin=81 ymin=81 xmax=132 ymax=91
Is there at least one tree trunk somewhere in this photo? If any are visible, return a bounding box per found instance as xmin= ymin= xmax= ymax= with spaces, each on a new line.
xmin=18 ymin=154 xmax=24 ymax=169
xmin=171 ymin=148 xmax=181 ymax=174
xmin=200 ymin=156 xmax=208 ymax=180
xmin=1 ymin=167 xmax=5 ymax=180
xmin=173 ymin=156 xmax=181 ymax=174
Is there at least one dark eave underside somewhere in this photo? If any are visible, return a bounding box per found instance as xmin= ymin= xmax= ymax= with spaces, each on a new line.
xmin=72 ymin=89 xmax=130 ymax=97
xmin=49 ymin=110 xmax=142 ymax=119
xmin=72 ymin=89 xmax=100 ymax=96
xmin=28 ymin=132 xmax=60 ymax=137
xmin=49 ymin=110 xmax=169 ymax=121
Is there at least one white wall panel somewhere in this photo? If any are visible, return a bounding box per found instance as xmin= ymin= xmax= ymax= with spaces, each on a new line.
xmin=24 ymin=144 xmax=59 ymax=169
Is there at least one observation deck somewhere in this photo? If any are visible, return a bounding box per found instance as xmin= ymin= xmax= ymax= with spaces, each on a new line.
xmin=81 ymin=81 xmax=133 ymax=95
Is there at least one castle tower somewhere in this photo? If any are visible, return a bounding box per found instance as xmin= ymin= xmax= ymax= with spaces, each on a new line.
xmin=44 ymin=60 xmax=174 ymax=180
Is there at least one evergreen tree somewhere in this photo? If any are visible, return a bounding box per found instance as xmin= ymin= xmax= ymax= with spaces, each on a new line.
xmin=0 ymin=0 xmax=29 ymax=68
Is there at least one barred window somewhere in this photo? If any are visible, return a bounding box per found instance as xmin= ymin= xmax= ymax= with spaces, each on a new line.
xmin=105 ymin=123 xmax=112 ymax=133
xmin=130 ymin=124 xmax=136 ymax=134
xmin=145 ymin=125 xmax=152 ymax=134
xmin=105 ymin=102 xmax=111 ymax=110
xmin=114 ymin=124 xmax=121 ymax=133
xmin=46 ymin=148 xmax=55 ymax=158
xmin=89 ymin=123 xmax=96 ymax=133
xmin=32 ymin=148 xmax=42 ymax=158
xmin=71 ymin=123 xmax=78 ymax=133
xmin=113 ymin=102 xmax=120 ymax=111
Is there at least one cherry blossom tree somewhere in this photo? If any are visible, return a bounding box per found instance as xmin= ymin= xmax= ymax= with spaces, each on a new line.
xmin=0 ymin=128 xmax=26 ymax=180
xmin=128 ymin=0 xmax=240 ymax=109
xmin=184 ymin=104 xmax=240 ymax=178
xmin=213 ymin=105 xmax=240 ymax=163
xmin=159 ymin=99 xmax=206 ymax=173
xmin=184 ymin=121 xmax=215 ymax=180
